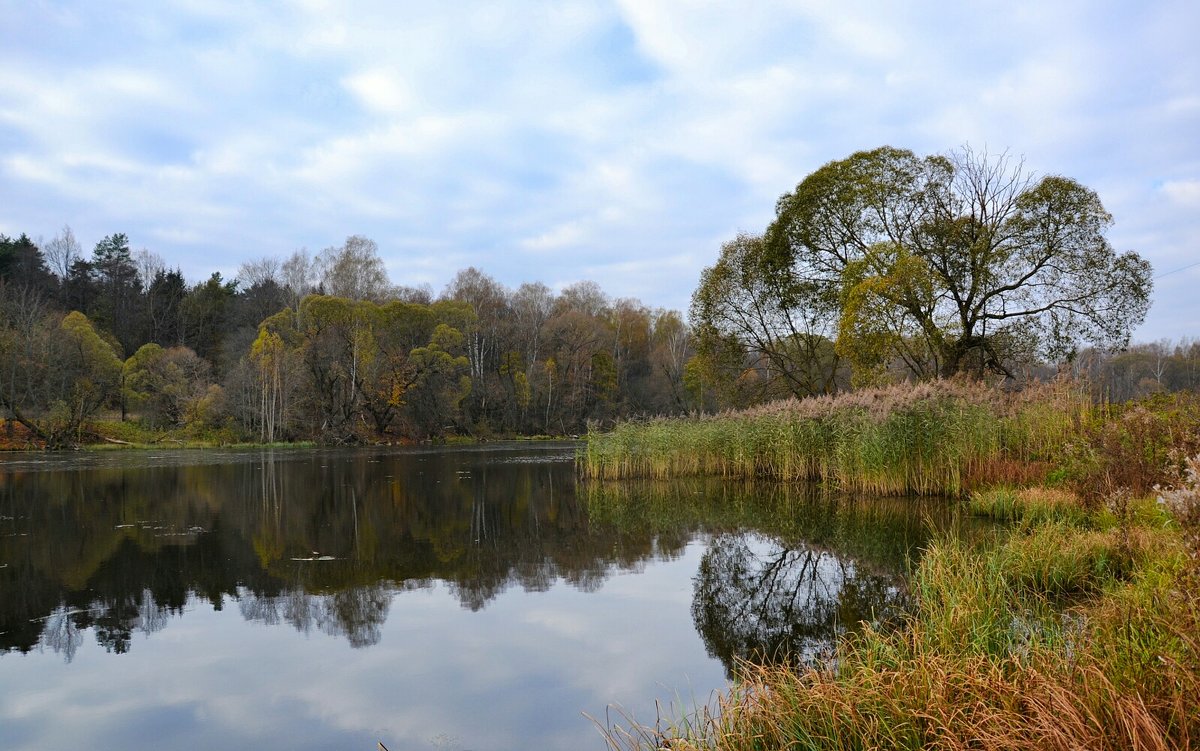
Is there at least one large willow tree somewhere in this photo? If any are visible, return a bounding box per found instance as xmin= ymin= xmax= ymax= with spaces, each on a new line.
xmin=759 ymin=146 xmax=1152 ymax=381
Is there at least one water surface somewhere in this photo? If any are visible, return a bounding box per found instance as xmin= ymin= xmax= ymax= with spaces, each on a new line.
xmin=0 ymin=443 xmax=959 ymax=750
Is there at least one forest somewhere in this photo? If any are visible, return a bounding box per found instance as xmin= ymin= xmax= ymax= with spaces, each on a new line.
xmin=0 ymin=149 xmax=1193 ymax=447
xmin=0 ymin=229 xmax=695 ymax=447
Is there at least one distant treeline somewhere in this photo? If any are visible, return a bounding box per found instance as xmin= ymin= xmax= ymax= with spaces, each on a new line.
xmin=0 ymin=230 xmax=692 ymax=445
xmin=0 ymin=228 xmax=1192 ymax=447
xmin=1071 ymin=340 xmax=1200 ymax=401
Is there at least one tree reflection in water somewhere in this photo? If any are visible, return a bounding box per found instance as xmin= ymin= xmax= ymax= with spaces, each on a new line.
xmin=0 ymin=445 xmax=977 ymax=665
xmin=586 ymin=478 xmax=980 ymax=676
xmin=1 ymin=444 xmax=657 ymax=658
xmin=238 ymin=583 xmax=392 ymax=648
xmin=693 ymin=533 xmax=910 ymax=675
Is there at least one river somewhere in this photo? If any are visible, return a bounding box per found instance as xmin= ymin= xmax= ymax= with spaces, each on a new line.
xmin=0 ymin=442 xmax=961 ymax=750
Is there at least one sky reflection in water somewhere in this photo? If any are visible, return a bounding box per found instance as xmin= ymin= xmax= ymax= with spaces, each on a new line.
xmin=0 ymin=443 xmax=954 ymax=750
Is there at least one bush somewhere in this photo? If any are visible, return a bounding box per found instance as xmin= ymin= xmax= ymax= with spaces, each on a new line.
xmin=1067 ymin=393 xmax=1200 ymax=509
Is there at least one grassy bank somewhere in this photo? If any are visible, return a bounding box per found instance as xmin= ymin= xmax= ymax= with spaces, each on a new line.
xmin=602 ymin=480 xmax=1200 ymax=750
xmin=595 ymin=389 xmax=1200 ymax=749
xmin=582 ymin=380 xmax=1086 ymax=494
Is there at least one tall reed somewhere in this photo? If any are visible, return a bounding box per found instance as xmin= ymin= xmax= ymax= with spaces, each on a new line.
xmin=583 ymin=379 xmax=1088 ymax=495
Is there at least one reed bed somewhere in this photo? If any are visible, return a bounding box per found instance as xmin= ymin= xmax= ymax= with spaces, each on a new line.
xmin=595 ymin=402 xmax=1200 ymax=750
xmin=583 ymin=379 xmax=1088 ymax=495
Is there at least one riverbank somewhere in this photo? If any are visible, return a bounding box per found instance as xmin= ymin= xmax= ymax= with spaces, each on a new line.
xmin=0 ymin=417 xmax=570 ymax=451
xmin=603 ymin=477 xmax=1200 ymax=750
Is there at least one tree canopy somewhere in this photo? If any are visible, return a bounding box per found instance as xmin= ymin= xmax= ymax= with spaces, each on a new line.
xmin=754 ymin=146 xmax=1152 ymax=381
xmin=691 ymin=232 xmax=846 ymax=401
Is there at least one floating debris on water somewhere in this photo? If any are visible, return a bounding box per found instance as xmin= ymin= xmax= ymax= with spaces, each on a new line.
xmin=30 ymin=606 xmax=105 ymax=622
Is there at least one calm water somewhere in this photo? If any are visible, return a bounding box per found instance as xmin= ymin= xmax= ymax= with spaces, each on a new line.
xmin=0 ymin=443 xmax=961 ymax=750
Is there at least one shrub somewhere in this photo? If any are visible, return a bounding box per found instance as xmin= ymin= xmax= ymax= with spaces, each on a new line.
xmin=1068 ymin=393 xmax=1200 ymax=509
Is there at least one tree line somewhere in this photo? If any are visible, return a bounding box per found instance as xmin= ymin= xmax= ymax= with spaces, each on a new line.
xmin=0 ymin=145 xmax=1187 ymax=446
xmin=0 ymin=230 xmax=694 ymax=446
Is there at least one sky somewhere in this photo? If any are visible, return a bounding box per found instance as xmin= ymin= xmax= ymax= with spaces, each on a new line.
xmin=1 ymin=0 xmax=1197 ymax=341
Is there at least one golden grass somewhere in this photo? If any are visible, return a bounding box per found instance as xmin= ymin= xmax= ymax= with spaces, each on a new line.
xmin=627 ymin=649 xmax=1195 ymax=751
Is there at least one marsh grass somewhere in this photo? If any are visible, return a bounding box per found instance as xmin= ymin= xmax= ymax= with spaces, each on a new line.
xmin=593 ymin=397 xmax=1200 ymax=750
xmin=599 ymin=484 xmax=1200 ymax=751
xmin=970 ymin=486 xmax=1089 ymax=526
xmin=583 ymin=379 xmax=1087 ymax=495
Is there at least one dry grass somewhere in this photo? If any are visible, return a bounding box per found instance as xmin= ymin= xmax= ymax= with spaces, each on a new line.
xmin=627 ymin=651 xmax=1195 ymax=751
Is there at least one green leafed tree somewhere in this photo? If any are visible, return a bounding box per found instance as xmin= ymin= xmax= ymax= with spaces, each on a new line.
xmin=52 ymin=312 xmax=124 ymax=441
xmin=354 ymin=300 xmax=437 ymax=435
xmin=765 ymin=146 xmax=1153 ymax=381
xmin=296 ymin=294 xmax=369 ymax=441
xmin=0 ymin=305 xmax=123 ymax=447
xmin=691 ymin=232 xmax=847 ymax=402
xmin=123 ymin=343 xmax=212 ymax=428
xmin=404 ymin=323 xmax=472 ymax=438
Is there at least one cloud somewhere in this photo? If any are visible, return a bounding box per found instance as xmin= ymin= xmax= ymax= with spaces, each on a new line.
xmin=0 ymin=0 xmax=1197 ymax=338
xmin=341 ymin=68 xmax=414 ymax=114
xmin=521 ymin=220 xmax=587 ymax=251
xmin=1161 ymin=179 xmax=1200 ymax=208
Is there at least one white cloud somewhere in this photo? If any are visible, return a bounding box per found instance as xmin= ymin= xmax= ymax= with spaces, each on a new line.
xmin=521 ymin=220 xmax=587 ymax=251
xmin=1161 ymin=179 xmax=1200 ymax=207
xmin=0 ymin=0 xmax=1196 ymax=337
xmin=342 ymin=68 xmax=414 ymax=114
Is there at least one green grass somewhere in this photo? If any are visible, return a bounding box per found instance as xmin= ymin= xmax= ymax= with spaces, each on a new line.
xmin=73 ymin=419 xmax=319 ymax=451
xmin=969 ymin=486 xmax=1091 ymax=526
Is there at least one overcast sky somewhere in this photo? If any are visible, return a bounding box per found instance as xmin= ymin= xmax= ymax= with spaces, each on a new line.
xmin=1 ymin=1 xmax=1197 ymax=340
